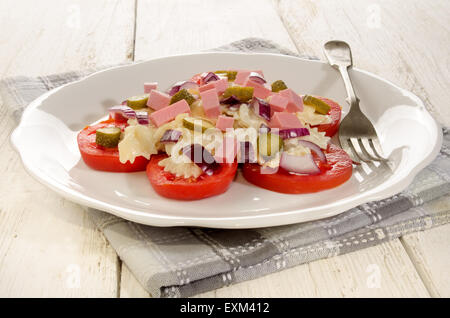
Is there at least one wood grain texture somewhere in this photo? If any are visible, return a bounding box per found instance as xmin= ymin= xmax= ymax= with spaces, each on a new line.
xmin=0 ymin=0 xmax=135 ymax=297
xmin=400 ymin=223 xmax=450 ymax=297
xmin=275 ymin=0 xmax=450 ymax=126
xmin=133 ymin=0 xmax=296 ymax=61
xmin=119 ymin=264 xmax=153 ymax=298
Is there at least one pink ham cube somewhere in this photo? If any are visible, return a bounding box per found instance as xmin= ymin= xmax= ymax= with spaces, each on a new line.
xmin=144 ymin=82 xmax=158 ymax=94
xmin=213 ymin=78 xmax=229 ymax=95
xmin=147 ymin=90 xmax=171 ymax=110
xmin=279 ymin=88 xmax=303 ymax=112
xmin=149 ymin=99 xmax=190 ymax=127
xmin=198 ymin=78 xmax=228 ymax=95
xmin=244 ymin=78 xmax=273 ymax=99
xmin=215 ymin=115 xmax=234 ymax=131
xmin=268 ymin=94 xmax=289 ymax=113
xmin=200 ymin=88 xmax=220 ymax=118
xmin=270 ymin=112 xmax=303 ymax=129
xmin=198 ymin=82 xmax=216 ymax=93
xmin=214 ymin=136 xmax=237 ymax=163
xmin=234 ymin=70 xmax=264 ymax=85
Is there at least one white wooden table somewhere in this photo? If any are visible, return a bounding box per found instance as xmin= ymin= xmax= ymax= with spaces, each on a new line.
xmin=1 ymin=0 xmax=449 ymax=298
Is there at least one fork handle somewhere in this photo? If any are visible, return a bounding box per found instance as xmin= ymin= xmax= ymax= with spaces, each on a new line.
xmin=338 ymin=65 xmax=360 ymax=109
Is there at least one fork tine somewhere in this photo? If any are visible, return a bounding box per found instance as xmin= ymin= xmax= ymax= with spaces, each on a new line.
xmin=344 ymin=139 xmax=360 ymax=163
xmin=349 ymin=138 xmax=371 ymax=162
xmin=339 ymin=137 xmax=359 ymax=164
xmin=358 ymin=138 xmax=384 ymax=162
xmin=368 ymin=138 xmax=388 ymax=161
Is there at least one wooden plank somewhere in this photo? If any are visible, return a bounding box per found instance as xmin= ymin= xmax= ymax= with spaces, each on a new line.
xmin=275 ymin=0 xmax=450 ymax=125
xmin=119 ymin=264 xmax=153 ymax=298
xmin=121 ymin=0 xmax=430 ymax=297
xmin=133 ymin=0 xmax=296 ymax=61
xmin=0 ymin=0 xmax=135 ymax=297
xmin=400 ymin=224 xmax=450 ymax=297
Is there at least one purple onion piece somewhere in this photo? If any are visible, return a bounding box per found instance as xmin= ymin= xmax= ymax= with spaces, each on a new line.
xmin=248 ymin=72 xmax=266 ymax=84
xmin=297 ymin=140 xmax=327 ymax=163
xmin=109 ymin=105 xmax=137 ymax=119
xmin=167 ymin=81 xmax=185 ymax=96
xmin=239 ymin=141 xmax=256 ymax=163
xmin=201 ymin=72 xmax=220 ymax=84
xmin=160 ymin=129 xmax=182 ymax=143
xmin=109 ymin=106 xmax=149 ymax=125
xmin=136 ymin=111 xmax=149 ymax=125
xmin=278 ymin=128 xmax=310 ymax=139
xmin=280 ymin=152 xmax=320 ymax=175
xmin=121 ymin=100 xmax=127 ymax=105
xmin=221 ymin=95 xmax=241 ymax=106
xmin=182 ymin=144 xmax=219 ymax=176
xmin=250 ymin=97 xmax=271 ymax=121
xmin=179 ymin=81 xmax=198 ymax=91
xmin=168 ymin=81 xmax=199 ymax=96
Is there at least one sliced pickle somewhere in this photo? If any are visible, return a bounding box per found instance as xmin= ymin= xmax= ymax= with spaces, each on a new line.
xmin=222 ymin=86 xmax=254 ymax=102
xmin=271 ymin=80 xmax=288 ymax=93
xmin=182 ymin=117 xmax=215 ymax=132
xmin=126 ymin=94 xmax=149 ymax=109
xmin=257 ymin=132 xmax=283 ymax=157
xmin=215 ymin=70 xmax=238 ymax=81
xmin=303 ymin=95 xmax=331 ymax=114
xmin=170 ymin=89 xmax=196 ymax=106
xmin=95 ymin=126 xmax=121 ymax=148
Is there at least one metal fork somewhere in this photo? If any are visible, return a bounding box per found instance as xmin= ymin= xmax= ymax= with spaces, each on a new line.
xmin=323 ymin=40 xmax=387 ymax=163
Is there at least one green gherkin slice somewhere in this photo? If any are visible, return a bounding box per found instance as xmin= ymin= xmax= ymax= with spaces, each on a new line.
xmin=126 ymin=94 xmax=149 ymax=109
xmin=271 ymin=80 xmax=288 ymax=93
xmin=182 ymin=117 xmax=215 ymax=132
xmin=95 ymin=126 xmax=121 ymax=148
xmin=303 ymin=95 xmax=331 ymax=115
xmin=170 ymin=89 xmax=196 ymax=106
xmin=258 ymin=133 xmax=283 ymax=157
xmin=222 ymin=86 xmax=254 ymax=102
xmin=215 ymin=70 xmax=238 ymax=81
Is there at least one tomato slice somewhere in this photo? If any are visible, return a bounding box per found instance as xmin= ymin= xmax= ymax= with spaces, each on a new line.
xmin=146 ymin=154 xmax=238 ymax=200
xmin=242 ymin=144 xmax=352 ymax=194
xmin=311 ymin=97 xmax=342 ymax=137
xmin=77 ymin=119 xmax=149 ymax=172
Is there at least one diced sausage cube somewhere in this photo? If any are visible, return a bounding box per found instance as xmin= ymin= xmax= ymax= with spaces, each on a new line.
xmin=215 ymin=115 xmax=234 ymax=131
xmin=144 ymin=82 xmax=158 ymax=94
xmin=200 ymin=88 xmax=220 ymax=118
xmin=146 ymin=90 xmax=171 ymax=110
xmin=270 ymin=112 xmax=303 ymax=129
xmin=279 ymin=88 xmax=303 ymax=112
xmin=149 ymin=99 xmax=190 ymax=127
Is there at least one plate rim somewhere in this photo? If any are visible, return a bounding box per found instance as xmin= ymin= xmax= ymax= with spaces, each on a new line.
xmin=10 ymin=51 xmax=443 ymax=228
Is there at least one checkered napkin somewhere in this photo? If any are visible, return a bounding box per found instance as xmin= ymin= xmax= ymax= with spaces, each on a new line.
xmin=2 ymin=38 xmax=450 ymax=298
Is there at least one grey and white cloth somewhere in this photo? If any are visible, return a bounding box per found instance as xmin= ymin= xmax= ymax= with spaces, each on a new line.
xmin=1 ymin=38 xmax=449 ymax=298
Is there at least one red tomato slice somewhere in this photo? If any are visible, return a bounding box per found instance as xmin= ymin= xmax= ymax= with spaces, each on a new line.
xmin=311 ymin=97 xmax=342 ymax=137
xmin=242 ymin=144 xmax=352 ymax=194
xmin=77 ymin=119 xmax=149 ymax=172
xmin=146 ymin=154 xmax=238 ymax=200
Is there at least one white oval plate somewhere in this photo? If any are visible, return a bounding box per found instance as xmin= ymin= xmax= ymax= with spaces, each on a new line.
xmin=11 ymin=52 xmax=442 ymax=228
